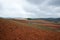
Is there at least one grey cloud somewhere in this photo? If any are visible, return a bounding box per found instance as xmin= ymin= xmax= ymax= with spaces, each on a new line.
xmin=49 ymin=0 xmax=60 ymax=6
xmin=24 ymin=0 xmax=60 ymax=18
xmin=24 ymin=7 xmax=52 ymax=18
xmin=27 ymin=0 xmax=45 ymax=5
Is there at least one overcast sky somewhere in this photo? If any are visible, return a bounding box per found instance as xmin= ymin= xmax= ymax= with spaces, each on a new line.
xmin=0 ymin=0 xmax=60 ymax=18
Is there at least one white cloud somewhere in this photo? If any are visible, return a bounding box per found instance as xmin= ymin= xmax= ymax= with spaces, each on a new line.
xmin=0 ymin=0 xmax=31 ymax=18
xmin=0 ymin=0 xmax=60 ymax=18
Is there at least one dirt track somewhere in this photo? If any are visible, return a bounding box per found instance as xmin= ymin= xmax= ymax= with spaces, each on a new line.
xmin=0 ymin=18 xmax=60 ymax=40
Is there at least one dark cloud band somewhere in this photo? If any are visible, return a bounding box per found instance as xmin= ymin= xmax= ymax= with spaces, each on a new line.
xmin=48 ymin=0 xmax=60 ymax=6
xmin=27 ymin=0 xmax=45 ymax=5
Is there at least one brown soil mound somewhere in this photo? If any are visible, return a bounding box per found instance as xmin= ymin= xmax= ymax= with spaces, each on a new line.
xmin=0 ymin=18 xmax=60 ymax=40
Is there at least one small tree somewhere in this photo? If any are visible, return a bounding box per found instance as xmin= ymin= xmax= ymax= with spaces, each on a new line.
xmin=27 ymin=18 xmax=32 ymax=20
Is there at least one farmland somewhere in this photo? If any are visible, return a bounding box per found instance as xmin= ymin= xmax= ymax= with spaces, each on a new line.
xmin=0 ymin=18 xmax=60 ymax=40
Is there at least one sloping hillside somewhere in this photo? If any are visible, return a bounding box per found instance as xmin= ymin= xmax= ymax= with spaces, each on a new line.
xmin=0 ymin=18 xmax=60 ymax=40
xmin=28 ymin=20 xmax=53 ymax=24
xmin=28 ymin=20 xmax=60 ymax=29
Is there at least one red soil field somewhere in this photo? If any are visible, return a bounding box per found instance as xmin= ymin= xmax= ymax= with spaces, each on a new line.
xmin=28 ymin=20 xmax=60 ymax=29
xmin=0 ymin=18 xmax=60 ymax=40
xmin=12 ymin=19 xmax=28 ymax=23
xmin=28 ymin=20 xmax=53 ymax=24
xmin=38 ymin=24 xmax=60 ymax=28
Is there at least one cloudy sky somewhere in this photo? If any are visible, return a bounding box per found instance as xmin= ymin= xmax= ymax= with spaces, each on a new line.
xmin=0 ymin=0 xmax=60 ymax=18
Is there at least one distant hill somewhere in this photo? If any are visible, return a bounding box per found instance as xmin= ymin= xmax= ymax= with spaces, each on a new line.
xmin=27 ymin=18 xmax=60 ymax=24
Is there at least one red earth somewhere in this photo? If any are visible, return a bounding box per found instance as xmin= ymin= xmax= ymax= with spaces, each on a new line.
xmin=28 ymin=20 xmax=60 ymax=29
xmin=0 ymin=18 xmax=60 ymax=40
